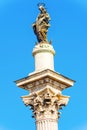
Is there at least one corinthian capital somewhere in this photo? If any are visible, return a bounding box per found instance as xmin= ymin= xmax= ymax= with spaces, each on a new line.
xmin=22 ymin=88 xmax=69 ymax=120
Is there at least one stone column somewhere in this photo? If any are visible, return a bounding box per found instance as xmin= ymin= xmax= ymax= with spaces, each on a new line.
xmin=15 ymin=4 xmax=75 ymax=130
xmin=36 ymin=119 xmax=58 ymax=130
xmin=22 ymin=88 xmax=69 ymax=130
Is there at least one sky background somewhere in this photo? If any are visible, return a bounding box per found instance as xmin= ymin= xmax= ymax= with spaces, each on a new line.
xmin=0 ymin=0 xmax=87 ymax=130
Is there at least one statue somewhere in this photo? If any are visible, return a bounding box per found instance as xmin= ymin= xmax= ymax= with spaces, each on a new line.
xmin=32 ymin=5 xmax=51 ymax=44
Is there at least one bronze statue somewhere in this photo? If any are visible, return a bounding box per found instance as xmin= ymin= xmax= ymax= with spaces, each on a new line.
xmin=32 ymin=5 xmax=51 ymax=43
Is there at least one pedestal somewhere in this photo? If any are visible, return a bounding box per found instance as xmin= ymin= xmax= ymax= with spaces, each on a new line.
xmin=32 ymin=43 xmax=55 ymax=72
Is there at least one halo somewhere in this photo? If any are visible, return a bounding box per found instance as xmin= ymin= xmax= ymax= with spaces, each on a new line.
xmin=37 ymin=3 xmax=45 ymax=8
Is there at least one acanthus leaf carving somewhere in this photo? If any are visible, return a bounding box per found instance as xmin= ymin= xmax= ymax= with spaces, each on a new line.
xmin=22 ymin=88 xmax=69 ymax=120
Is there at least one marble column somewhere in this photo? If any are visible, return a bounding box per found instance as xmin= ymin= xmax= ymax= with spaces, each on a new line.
xmin=36 ymin=119 xmax=58 ymax=130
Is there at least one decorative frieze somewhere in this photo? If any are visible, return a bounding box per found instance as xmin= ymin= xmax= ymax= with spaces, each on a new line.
xmin=25 ymin=77 xmax=66 ymax=93
xmin=15 ymin=69 xmax=74 ymax=91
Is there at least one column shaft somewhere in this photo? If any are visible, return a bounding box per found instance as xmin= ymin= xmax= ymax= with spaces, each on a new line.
xmin=36 ymin=119 xmax=58 ymax=130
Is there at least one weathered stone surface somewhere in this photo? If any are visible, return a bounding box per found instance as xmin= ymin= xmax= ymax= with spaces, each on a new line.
xmin=22 ymin=87 xmax=69 ymax=120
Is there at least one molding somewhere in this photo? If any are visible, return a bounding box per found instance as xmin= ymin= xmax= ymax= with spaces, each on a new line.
xmin=15 ymin=69 xmax=75 ymax=90
xmin=32 ymin=44 xmax=55 ymax=56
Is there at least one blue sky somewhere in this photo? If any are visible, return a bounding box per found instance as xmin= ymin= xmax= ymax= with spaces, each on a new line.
xmin=0 ymin=0 xmax=87 ymax=130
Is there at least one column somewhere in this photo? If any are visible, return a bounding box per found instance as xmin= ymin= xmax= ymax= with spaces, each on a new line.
xmin=36 ymin=119 xmax=58 ymax=130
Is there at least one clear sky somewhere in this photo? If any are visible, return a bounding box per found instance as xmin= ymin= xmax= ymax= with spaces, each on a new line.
xmin=0 ymin=0 xmax=87 ymax=130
